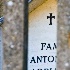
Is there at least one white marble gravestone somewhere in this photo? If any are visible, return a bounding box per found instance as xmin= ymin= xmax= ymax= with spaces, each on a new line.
xmin=28 ymin=0 xmax=57 ymax=70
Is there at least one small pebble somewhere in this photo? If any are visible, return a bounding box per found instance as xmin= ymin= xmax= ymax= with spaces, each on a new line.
xmin=10 ymin=44 xmax=15 ymax=49
xmin=65 ymin=62 xmax=69 ymax=67
xmin=7 ymin=1 xmax=14 ymax=7
xmin=14 ymin=31 xmax=17 ymax=35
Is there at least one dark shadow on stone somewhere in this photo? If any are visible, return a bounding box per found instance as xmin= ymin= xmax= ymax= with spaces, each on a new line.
xmin=23 ymin=0 xmax=28 ymax=70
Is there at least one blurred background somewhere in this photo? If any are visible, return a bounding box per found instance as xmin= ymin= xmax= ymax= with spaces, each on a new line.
xmin=58 ymin=0 xmax=70 ymax=70
xmin=3 ymin=0 xmax=23 ymax=70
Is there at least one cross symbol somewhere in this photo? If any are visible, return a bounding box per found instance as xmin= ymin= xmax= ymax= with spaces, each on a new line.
xmin=47 ymin=13 xmax=55 ymax=25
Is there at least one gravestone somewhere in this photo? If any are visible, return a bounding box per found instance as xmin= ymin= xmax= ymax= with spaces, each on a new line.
xmin=28 ymin=0 xmax=57 ymax=70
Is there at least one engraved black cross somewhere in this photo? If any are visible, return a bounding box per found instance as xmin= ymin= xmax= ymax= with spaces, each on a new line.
xmin=47 ymin=13 xmax=55 ymax=25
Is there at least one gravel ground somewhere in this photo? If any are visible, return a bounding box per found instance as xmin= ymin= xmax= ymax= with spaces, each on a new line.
xmin=3 ymin=0 xmax=23 ymax=70
xmin=58 ymin=0 xmax=70 ymax=70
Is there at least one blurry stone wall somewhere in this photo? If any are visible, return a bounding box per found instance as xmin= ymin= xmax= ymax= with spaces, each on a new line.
xmin=0 ymin=0 xmax=3 ymax=17
xmin=58 ymin=0 xmax=70 ymax=70
xmin=3 ymin=0 xmax=23 ymax=70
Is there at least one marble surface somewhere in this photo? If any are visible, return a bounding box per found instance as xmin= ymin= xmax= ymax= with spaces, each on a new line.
xmin=28 ymin=0 xmax=57 ymax=70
